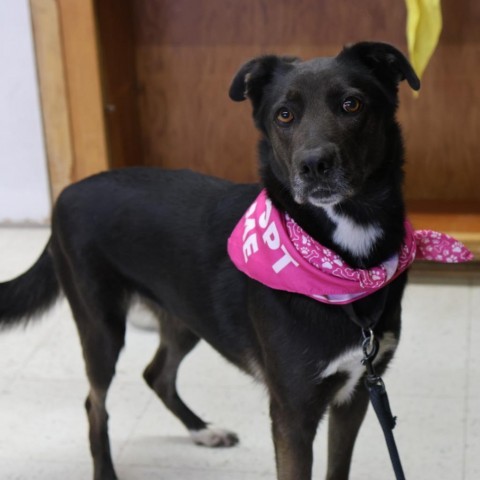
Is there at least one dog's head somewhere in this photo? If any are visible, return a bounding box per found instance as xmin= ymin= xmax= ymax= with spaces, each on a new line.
xmin=229 ymin=42 xmax=419 ymax=208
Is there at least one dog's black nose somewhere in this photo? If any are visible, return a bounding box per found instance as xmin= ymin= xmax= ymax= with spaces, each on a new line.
xmin=298 ymin=151 xmax=334 ymax=180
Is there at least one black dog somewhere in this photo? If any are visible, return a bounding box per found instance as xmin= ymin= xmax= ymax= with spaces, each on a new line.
xmin=0 ymin=42 xmax=419 ymax=480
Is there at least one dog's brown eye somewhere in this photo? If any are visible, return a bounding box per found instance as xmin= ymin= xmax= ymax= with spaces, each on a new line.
xmin=342 ymin=97 xmax=362 ymax=113
xmin=276 ymin=108 xmax=294 ymax=125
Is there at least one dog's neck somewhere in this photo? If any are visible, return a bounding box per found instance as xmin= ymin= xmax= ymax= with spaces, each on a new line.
xmin=260 ymin=143 xmax=406 ymax=269
xmin=321 ymin=205 xmax=385 ymax=260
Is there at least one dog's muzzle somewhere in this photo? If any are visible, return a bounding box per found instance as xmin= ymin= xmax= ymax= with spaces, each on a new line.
xmin=291 ymin=146 xmax=351 ymax=207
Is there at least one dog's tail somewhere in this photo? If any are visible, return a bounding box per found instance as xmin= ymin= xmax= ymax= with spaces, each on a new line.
xmin=0 ymin=243 xmax=61 ymax=330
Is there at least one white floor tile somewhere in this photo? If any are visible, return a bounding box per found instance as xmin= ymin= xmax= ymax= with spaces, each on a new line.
xmin=465 ymin=404 xmax=480 ymax=480
xmin=465 ymin=281 xmax=480 ymax=480
xmin=0 ymin=377 xmax=89 ymax=463
xmin=469 ymin=281 xmax=480 ymax=397
xmin=0 ymin=227 xmax=50 ymax=279
xmin=119 ymin=464 xmax=275 ymax=480
xmin=0 ymin=460 xmax=93 ymax=480
xmin=391 ymin=283 xmax=470 ymax=399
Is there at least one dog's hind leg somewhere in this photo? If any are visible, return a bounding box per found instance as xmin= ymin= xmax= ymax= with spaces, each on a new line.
xmin=326 ymin=385 xmax=370 ymax=480
xmin=143 ymin=310 xmax=239 ymax=447
xmin=76 ymin=312 xmax=126 ymax=480
xmin=53 ymin=252 xmax=127 ymax=480
xmin=81 ymin=317 xmax=125 ymax=480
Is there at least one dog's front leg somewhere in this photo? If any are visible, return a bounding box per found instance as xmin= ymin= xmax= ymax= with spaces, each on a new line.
xmin=326 ymin=385 xmax=370 ymax=480
xmin=270 ymin=398 xmax=326 ymax=480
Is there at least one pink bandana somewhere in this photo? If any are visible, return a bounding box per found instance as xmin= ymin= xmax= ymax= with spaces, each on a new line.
xmin=227 ymin=190 xmax=474 ymax=304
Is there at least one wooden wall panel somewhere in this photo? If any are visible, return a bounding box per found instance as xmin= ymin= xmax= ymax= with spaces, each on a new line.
xmin=30 ymin=0 xmax=74 ymax=201
xmin=399 ymin=0 xmax=480 ymax=201
xmin=56 ymin=0 xmax=109 ymax=180
xmin=127 ymin=0 xmax=480 ymax=202
xmin=135 ymin=46 xmax=260 ymax=181
xmin=95 ymin=0 xmax=143 ymax=169
xmin=31 ymin=0 xmax=110 ymax=198
xmin=133 ymin=0 xmax=406 ymax=47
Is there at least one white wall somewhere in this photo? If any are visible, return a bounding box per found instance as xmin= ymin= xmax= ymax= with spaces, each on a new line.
xmin=0 ymin=0 xmax=51 ymax=224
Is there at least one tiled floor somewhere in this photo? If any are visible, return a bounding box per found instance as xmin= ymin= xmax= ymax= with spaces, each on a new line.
xmin=0 ymin=227 xmax=478 ymax=479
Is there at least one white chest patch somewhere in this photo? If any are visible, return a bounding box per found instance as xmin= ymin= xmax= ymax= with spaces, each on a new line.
xmin=323 ymin=206 xmax=383 ymax=258
xmin=319 ymin=332 xmax=398 ymax=405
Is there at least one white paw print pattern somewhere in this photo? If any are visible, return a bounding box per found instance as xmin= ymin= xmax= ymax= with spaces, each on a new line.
xmin=414 ymin=230 xmax=473 ymax=262
xmin=285 ymin=216 xmax=391 ymax=288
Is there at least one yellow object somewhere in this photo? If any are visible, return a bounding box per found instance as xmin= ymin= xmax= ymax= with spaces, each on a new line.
xmin=405 ymin=0 xmax=443 ymax=83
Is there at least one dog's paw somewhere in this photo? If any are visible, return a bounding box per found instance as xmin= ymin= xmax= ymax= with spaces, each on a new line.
xmin=189 ymin=427 xmax=239 ymax=447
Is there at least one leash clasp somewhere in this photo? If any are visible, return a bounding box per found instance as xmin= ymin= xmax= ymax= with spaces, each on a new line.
xmin=361 ymin=329 xmax=381 ymax=382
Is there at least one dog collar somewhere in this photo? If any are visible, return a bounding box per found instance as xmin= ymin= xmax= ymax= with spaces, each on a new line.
xmin=227 ymin=189 xmax=474 ymax=304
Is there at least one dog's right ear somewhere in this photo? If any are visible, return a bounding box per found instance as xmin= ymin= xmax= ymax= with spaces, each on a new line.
xmin=229 ymin=55 xmax=298 ymax=108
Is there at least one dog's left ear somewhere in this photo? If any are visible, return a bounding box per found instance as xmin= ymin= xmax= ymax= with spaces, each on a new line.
xmin=338 ymin=42 xmax=420 ymax=91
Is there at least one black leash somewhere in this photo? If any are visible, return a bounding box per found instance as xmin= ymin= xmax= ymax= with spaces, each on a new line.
xmin=342 ymin=294 xmax=406 ymax=478
xmin=361 ymin=329 xmax=406 ymax=480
